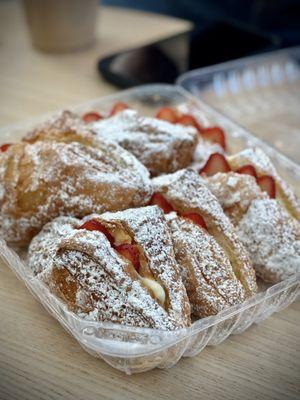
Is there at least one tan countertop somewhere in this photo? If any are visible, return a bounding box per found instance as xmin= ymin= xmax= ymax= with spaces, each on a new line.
xmin=0 ymin=1 xmax=299 ymax=399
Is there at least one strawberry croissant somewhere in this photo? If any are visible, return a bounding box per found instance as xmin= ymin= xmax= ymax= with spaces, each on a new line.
xmin=0 ymin=112 xmax=152 ymax=246
xmin=204 ymin=148 xmax=300 ymax=283
xmin=152 ymin=169 xmax=257 ymax=318
xmin=28 ymin=206 xmax=191 ymax=330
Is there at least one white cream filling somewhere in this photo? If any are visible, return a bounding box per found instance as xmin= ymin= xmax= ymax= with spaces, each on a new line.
xmin=141 ymin=277 xmax=166 ymax=305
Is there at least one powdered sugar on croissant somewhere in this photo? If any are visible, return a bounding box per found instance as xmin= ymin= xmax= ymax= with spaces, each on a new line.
xmin=0 ymin=137 xmax=152 ymax=246
xmin=207 ymin=172 xmax=265 ymax=225
xmin=238 ymin=199 xmax=300 ymax=282
xmin=152 ymin=169 xmax=257 ymax=296
xmin=166 ymin=213 xmax=246 ymax=318
xmin=91 ymin=109 xmax=198 ymax=176
xmin=228 ymin=148 xmax=300 ymax=220
xmin=28 ymin=206 xmax=191 ymax=330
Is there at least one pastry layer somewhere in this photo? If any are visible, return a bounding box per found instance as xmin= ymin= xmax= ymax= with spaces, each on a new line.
xmin=0 ymin=135 xmax=152 ymax=246
xmin=28 ymin=206 xmax=191 ymax=330
xmin=166 ymin=213 xmax=246 ymax=318
xmin=152 ymin=169 xmax=257 ymax=296
xmin=91 ymin=109 xmax=198 ymax=176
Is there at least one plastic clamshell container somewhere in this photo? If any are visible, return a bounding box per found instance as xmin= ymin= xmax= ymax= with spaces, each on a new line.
xmin=177 ymin=47 xmax=300 ymax=163
xmin=0 ymin=84 xmax=299 ymax=375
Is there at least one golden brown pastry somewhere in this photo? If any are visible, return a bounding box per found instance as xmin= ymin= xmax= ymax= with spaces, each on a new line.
xmin=28 ymin=206 xmax=191 ymax=330
xmin=237 ymin=198 xmax=300 ymax=283
xmin=23 ymin=110 xmax=94 ymax=145
xmin=166 ymin=212 xmax=246 ymax=318
xmin=207 ymin=172 xmax=265 ymax=225
xmin=0 ymin=136 xmax=152 ymax=246
xmin=206 ymin=171 xmax=300 ymax=283
xmin=151 ymin=169 xmax=257 ymax=317
xmin=90 ymin=109 xmax=198 ymax=176
xmin=228 ymin=148 xmax=300 ymax=220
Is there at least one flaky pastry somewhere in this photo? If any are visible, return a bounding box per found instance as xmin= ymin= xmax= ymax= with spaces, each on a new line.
xmin=23 ymin=110 xmax=94 ymax=145
xmin=228 ymin=148 xmax=300 ymax=220
xmin=0 ymin=136 xmax=152 ymax=246
xmin=91 ymin=109 xmax=198 ymax=176
xmin=166 ymin=213 xmax=246 ymax=318
xmin=206 ymin=171 xmax=300 ymax=283
xmin=28 ymin=206 xmax=191 ymax=330
xmin=151 ymin=169 xmax=257 ymax=315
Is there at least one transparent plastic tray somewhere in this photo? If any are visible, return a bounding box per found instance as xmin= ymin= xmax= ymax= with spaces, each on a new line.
xmin=0 ymin=84 xmax=299 ymax=374
xmin=177 ymin=47 xmax=300 ymax=163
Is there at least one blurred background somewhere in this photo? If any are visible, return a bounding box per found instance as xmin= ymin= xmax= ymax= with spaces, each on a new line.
xmin=103 ymin=0 xmax=300 ymax=47
xmin=1 ymin=0 xmax=300 ymax=159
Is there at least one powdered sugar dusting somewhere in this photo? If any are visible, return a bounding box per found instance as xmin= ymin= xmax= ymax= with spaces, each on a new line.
xmin=228 ymin=148 xmax=300 ymax=220
xmin=166 ymin=213 xmax=245 ymax=318
xmin=91 ymin=109 xmax=198 ymax=176
xmin=152 ymin=168 xmax=257 ymax=295
xmin=206 ymin=172 xmax=265 ymax=225
xmin=28 ymin=208 xmax=191 ymax=330
xmin=100 ymin=205 xmax=191 ymax=325
xmin=0 ymin=138 xmax=152 ymax=246
xmin=238 ymin=199 xmax=300 ymax=283
xmin=24 ymin=110 xmax=93 ymax=143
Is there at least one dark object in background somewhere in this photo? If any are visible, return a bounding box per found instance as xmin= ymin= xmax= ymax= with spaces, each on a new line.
xmin=98 ymin=21 xmax=278 ymax=88
xmin=103 ymin=0 xmax=300 ymax=47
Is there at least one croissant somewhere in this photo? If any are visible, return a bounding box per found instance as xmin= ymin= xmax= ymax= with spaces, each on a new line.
xmin=23 ymin=110 xmax=95 ymax=145
xmin=166 ymin=213 xmax=246 ymax=318
xmin=151 ymin=169 xmax=257 ymax=317
xmin=0 ymin=129 xmax=152 ymax=246
xmin=91 ymin=109 xmax=198 ymax=176
xmin=28 ymin=206 xmax=191 ymax=329
xmin=204 ymin=149 xmax=300 ymax=283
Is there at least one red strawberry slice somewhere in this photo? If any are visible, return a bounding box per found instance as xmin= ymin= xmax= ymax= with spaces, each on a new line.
xmin=181 ymin=212 xmax=207 ymax=229
xmin=150 ymin=193 xmax=174 ymax=214
xmin=155 ymin=107 xmax=178 ymax=123
xmin=236 ymin=164 xmax=257 ymax=178
xmin=257 ymin=175 xmax=276 ymax=198
xmin=78 ymin=219 xmax=114 ymax=244
xmin=177 ymin=114 xmax=203 ymax=133
xmin=110 ymin=102 xmax=129 ymax=116
xmin=115 ymin=244 xmax=140 ymax=271
xmin=0 ymin=143 xmax=12 ymax=152
xmin=200 ymin=153 xmax=231 ymax=176
xmin=82 ymin=112 xmax=103 ymax=123
xmin=202 ymin=126 xmax=226 ymax=150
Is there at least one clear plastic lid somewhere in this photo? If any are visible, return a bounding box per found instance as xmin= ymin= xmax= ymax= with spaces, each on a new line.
xmin=178 ymin=47 xmax=300 ymax=163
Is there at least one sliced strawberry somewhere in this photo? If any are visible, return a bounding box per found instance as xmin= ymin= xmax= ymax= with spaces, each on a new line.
xmin=181 ymin=212 xmax=207 ymax=229
xmin=150 ymin=193 xmax=174 ymax=214
xmin=177 ymin=114 xmax=202 ymax=133
xmin=110 ymin=102 xmax=129 ymax=116
xmin=0 ymin=143 xmax=12 ymax=152
xmin=155 ymin=107 xmax=178 ymax=123
xmin=202 ymin=126 xmax=226 ymax=150
xmin=115 ymin=244 xmax=140 ymax=271
xmin=78 ymin=219 xmax=114 ymax=244
xmin=236 ymin=164 xmax=257 ymax=178
xmin=200 ymin=153 xmax=231 ymax=176
xmin=82 ymin=111 xmax=103 ymax=123
xmin=257 ymin=175 xmax=276 ymax=198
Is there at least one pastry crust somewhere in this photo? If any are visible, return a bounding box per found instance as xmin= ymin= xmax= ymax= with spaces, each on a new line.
xmin=207 ymin=172 xmax=265 ymax=225
xmin=23 ymin=110 xmax=95 ymax=145
xmin=238 ymin=199 xmax=300 ymax=283
xmin=28 ymin=206 xmax=191 ymax=330
xmin=91 ymin=109 xmax=198 ymax=176
xmin=0 ymin=137 xmax=152 ymax=246
xmin=228 ymin=148 xmax=300 ymax=220
xmin=166 ymin=213 xmax=246 ymax=318
xmin=205 ymin=170 xmax=300 ymax=283
xmin=152 ymin=169 xmax=257 ymax=297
